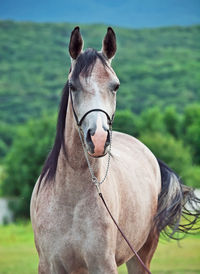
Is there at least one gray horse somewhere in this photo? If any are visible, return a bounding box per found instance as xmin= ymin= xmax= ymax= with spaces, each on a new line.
xmin=31 ymin=27 xmax=200 ymax=274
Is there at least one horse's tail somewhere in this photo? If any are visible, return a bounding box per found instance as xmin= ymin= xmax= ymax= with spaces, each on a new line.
xmin=155 ymin=159 xmax=200 ymax=239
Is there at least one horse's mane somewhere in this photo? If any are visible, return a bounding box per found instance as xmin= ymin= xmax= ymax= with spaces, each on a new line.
xmin=37 ymin=49 xmax=107 ymax=193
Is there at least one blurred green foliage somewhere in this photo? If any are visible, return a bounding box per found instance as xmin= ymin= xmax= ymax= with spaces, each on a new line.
xmin=0 ymin=21 xmax=200 ymax=218
xmin=182 ymin=104 xmax=200 ymax=164
xmin=1 ymin=115 xmax=56 ymax=218
xmin=0 ymin=122 xmax=15 ymax=159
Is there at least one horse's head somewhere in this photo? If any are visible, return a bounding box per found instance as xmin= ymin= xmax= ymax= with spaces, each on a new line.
xmin=68 ymin=27 xmax=120 ymax=157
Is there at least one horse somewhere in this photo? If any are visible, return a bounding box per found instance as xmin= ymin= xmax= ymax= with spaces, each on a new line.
xmin=31 ymin=26 xmax=200 ymax=274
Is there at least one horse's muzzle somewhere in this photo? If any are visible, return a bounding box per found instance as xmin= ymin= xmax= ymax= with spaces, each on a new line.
xmin=86 ymin=128 xmax=110 ymax=157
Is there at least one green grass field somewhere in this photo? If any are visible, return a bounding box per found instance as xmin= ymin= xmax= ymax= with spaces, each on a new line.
xmin=0 ymin=223 xmax=200 ymax=274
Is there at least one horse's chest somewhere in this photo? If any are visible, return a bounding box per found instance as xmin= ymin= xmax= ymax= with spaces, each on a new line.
xmin=36 ymin=199 xmax=109 ymax=261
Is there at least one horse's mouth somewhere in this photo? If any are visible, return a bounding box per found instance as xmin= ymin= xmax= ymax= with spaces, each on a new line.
xmin=88 ymin=150 xmax=108 ymax=158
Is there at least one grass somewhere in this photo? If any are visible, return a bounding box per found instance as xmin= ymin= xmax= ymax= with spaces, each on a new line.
xmin=0 ymin=223 xmax=200 ymax=274
xmin=0 ymin=223 xmax=38 ymax=274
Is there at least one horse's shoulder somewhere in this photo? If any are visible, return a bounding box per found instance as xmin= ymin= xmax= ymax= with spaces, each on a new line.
xmin=112 ymin=131 xmax=160 ymax=180
xmin=113 ymin=131 xmax=150 ymax=152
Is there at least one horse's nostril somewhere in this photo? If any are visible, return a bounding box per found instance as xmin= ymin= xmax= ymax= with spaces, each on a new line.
xmin=86 ymin=129 xmax=94 ymax=151
xmin=105 ymin=130 xmax=110 ymax=147
xmin=86 ymin=129 xmax=92 ymax=143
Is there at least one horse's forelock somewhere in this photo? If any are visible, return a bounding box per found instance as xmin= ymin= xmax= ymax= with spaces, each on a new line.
xmin=71 ymin=49 xmax=107 ymax=81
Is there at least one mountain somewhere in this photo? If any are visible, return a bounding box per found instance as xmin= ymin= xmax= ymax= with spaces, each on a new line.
xmin=0 ymin=0 xmax=199 ymax=28
xmin=0 ymin=20 xmax=200 ymax=124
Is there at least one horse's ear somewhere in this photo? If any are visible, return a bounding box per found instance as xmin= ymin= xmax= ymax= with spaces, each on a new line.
xmin=69 ymin=26 xmax=83 ymax=60
xmin=102 ymin=27 xmax=116 ymax=61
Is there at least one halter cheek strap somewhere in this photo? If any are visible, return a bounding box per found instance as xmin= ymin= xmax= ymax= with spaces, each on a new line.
xmin=69 ymin=87 xmax=114 ymax=127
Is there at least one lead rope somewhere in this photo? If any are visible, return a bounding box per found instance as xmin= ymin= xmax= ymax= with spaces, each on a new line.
xmin=77 ymin=126 xmax=112 ymax=193
xmin=77 ymin=126 xmax=151 ymax=274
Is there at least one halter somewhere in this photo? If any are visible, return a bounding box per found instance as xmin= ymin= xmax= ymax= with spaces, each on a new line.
xmin=69 ymin=84 xmax=151 ymax=274
xmin=69 ymin=85 xmax=113 ymax=189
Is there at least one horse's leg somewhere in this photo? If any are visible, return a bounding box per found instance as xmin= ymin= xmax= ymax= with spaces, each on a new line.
xmin=38 ymin=259 xmax=69 ymax=274
xmin=38 ymin=260 xmax=51 ymax=274
xmin=87 ymin=255 xmax=118 ymax=274
xmin=88 ymin=264 xmax=118 ymax=274
xmin=126 ymin=229 xmax=159 ymax=274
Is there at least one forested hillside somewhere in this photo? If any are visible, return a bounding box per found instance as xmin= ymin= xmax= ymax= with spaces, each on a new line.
xmin=0 ymin=20 xmax=200 ymax=124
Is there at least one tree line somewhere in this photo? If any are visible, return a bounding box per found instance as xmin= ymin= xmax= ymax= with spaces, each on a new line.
xmin=0 ymin=21 xmax=199 ymax=124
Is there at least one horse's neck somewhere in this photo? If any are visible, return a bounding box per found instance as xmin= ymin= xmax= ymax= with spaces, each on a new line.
xmin=64 ymin=104 xmax=86 ymax=169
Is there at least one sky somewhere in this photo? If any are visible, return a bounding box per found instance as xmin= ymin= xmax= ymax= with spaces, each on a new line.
xmin=0 ymin=0 xmax=200 ymax=28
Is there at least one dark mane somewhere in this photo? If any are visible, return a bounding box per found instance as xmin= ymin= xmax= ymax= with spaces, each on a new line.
xmin=37 ymin=81 xmax=69 ymax=193
xmin=37 ymin=49 xmax=107 ymax=193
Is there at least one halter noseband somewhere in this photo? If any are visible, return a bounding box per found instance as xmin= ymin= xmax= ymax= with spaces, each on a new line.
xmin=69 ymin=86 xmax=114 ymax=127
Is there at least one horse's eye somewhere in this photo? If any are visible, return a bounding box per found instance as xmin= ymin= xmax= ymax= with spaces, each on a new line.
xmin=113 ymin=83 xmax=120 ymax=92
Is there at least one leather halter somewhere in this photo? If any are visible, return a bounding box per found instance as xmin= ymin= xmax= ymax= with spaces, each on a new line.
xmin=69 ymin=85 xmax=114 ymax=127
